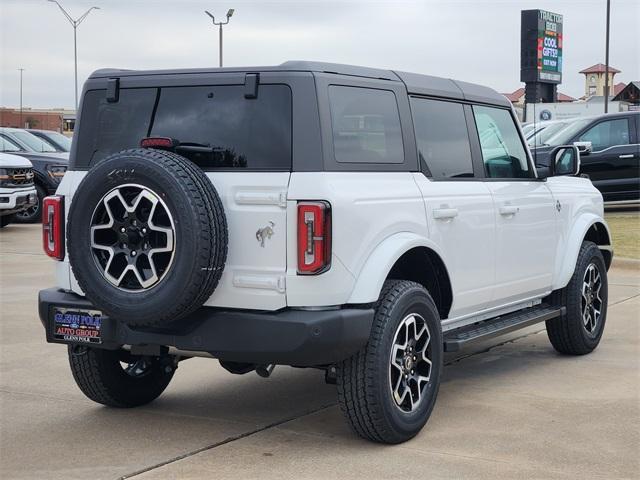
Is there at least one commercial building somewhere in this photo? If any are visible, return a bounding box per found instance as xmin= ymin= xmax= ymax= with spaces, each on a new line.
xmin=579 ymin=63 xmax=625 ymax=98
xmin=0 ymin=107 xmax=75 ymax=135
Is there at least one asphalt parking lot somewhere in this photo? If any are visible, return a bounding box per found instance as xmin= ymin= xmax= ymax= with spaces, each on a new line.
xmin=1 ymin=224 xmax=639 ymax=480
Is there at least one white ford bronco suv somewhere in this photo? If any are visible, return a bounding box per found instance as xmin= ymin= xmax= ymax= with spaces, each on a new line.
xmin=39 ymin=62 xmax=612 ymax=444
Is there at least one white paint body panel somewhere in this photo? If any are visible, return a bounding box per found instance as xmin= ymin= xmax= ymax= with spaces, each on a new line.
xmin=544 ymin=176 xmax=610 ymax=290
xmin=55 ymin=167 xmax=609 ymax=321
xmin=413 ymin=175 xmax=496 ymax=318
xmin=286 ymin=172 xmax=427 ymax=307
xmin=485 ymin=181 xmax=556 ymax=305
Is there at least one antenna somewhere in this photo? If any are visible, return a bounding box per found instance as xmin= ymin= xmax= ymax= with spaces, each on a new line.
xmin=533 ymin=102 xmax=538 ymax=165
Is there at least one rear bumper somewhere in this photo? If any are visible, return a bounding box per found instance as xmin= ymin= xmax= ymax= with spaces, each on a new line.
xmin=38 ymin=288 xmax=374 ymax=366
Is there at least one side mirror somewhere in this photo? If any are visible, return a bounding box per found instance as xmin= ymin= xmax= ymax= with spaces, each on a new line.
xmin=550 ymin=145 xmax=581 ymax=176
xmin=573 ymin=141 xmax=592 ymax=155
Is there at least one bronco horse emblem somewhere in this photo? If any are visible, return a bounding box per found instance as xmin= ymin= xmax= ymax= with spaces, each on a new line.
xmin=256 ymin=222 xmax=275 ymax=247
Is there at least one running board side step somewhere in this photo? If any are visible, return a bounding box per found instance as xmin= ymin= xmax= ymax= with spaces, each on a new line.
xmin=443 ymin=305 xmax=565 ymax=352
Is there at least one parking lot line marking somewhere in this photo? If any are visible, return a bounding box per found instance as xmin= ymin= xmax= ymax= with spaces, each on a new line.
xmin=119 ymin=402 xmax=336 ymax=479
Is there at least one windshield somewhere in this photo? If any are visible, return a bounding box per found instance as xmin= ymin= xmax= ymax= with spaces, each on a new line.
xmin=0 ymin=135 xmax=24 ymax=153
xmin=11 ymin=130 xmax=57 ymax=153
xmin=543 ymin=118 xmax=593 ymax=146
xmin=521 ymin=124 xmax=535 ymax=137
xmin=528 ymin=122 xmax=571 ymax=147
xmin=43 ymin=131 xmax=72 ymax=151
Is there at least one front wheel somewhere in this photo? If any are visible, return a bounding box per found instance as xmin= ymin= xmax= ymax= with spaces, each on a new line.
xmin=546 ymin=241 xmax=608 ymax=355
xmin=0 ymin=214 xmax=15 ymax=228
xmin=68 ymin=346 xmax=175 ymax=407
xmin=14 ymin=184 xmax=45 ymax=223
xmin=337 ymin=280 xmax=443 ymax=444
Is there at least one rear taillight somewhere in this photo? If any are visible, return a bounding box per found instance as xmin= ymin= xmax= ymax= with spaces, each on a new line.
xmin=42 ymin=195 xmax=64 ymax=260
xmin=297 ymin=201 xmax=331 ymax=275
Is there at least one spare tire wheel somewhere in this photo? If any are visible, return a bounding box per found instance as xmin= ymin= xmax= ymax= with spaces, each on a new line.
xmin=67 ymin=148 xmax=228 ymax=327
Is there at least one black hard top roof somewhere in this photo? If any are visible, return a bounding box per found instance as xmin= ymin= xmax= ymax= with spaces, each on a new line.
xmin=90 ymin=60 xmax=510 ymax=107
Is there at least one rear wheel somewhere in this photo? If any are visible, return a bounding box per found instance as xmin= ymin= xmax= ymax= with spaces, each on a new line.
xmin=546 ymin=241 xmax=608 ymax=355
xmin=337 ymin=280 xmax=443 ymax=444
xmin=68 ymin=346 xmax=175 ymax=407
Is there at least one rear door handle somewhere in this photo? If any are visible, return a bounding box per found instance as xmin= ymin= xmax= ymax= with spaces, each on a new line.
xmin=499 ymin=205 xmax=519 ymax=216
xmin=618 ymin=154 xmax=634 ymax=159
xmin=433 ymin=207 xmax=459 ymax=220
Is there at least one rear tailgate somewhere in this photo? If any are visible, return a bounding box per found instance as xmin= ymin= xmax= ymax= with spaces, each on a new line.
xmin=64 ymin=72 xmax=295 ymax=310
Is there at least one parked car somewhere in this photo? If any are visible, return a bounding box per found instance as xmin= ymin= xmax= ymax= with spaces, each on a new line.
xmin=0 ymin=128 xmax=68 ymax=222
xmin=526 ymin=119 xmax=577 ymax=147
xmin=532 ymin=111 xmax=640 ymax=202
xmin=0 ymin=152 xmax=38 ymax=228
xmin=27 ymin=129 xmax=72 ymax=153
xmin=520 ymin=122 xmax=535 ymax=138
xmin=39 ymin=62 xmax=612 ymax=444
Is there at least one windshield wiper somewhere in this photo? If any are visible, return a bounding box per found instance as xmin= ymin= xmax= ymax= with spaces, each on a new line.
xmin=140 ymin=137 xmax=224 ymax=154
xmin=175 ymin=142 xmax=224 ymax=154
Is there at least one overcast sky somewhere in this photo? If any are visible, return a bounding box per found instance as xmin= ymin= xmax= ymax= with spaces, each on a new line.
xmin=1 ymin=0 xmax=638 ymax=110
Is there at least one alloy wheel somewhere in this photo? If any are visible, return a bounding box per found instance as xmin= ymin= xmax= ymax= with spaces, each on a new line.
xmin=389 ymin=313 xmax=433 ymax=413
xmin=90 ymin=184 xmax=175 ymax=291
xmin=582 ymin=262 xmax=603 ymax=335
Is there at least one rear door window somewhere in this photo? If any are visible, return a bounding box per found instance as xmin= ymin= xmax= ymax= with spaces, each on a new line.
xmin=328 ymin=86 xmax=404 ymax=164
xmin=410 ymin=98 xmax=474 ymax=179
xmin=76 ymin=84 xmax=292 ymax=170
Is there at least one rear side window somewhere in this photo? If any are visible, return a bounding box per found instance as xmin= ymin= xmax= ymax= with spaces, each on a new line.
xmin=473 ymin=106 xmax=531 ymax=179
xmin=328 ymin=86 xmax=404 ymax=164
xmin=410 ymin=98 xmax=474 ymax=179
xmin=76 ymin=85 xmax=292 ymax=170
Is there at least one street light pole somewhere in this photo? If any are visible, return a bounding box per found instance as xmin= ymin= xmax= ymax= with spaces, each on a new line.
xmin=18 ymin=68 xmax=24 ymax=128
xmin=604 ymin=0 xmax=611 ymax=113
xmin=48 ymin=0 xmax=100 ymax=111
xmin=205 ymin=9 xmax=235 ymax=67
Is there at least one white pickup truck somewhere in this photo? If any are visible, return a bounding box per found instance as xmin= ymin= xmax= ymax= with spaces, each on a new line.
xmin=38 ymin=62 xmax=612 ymax=444
xmin=0 ymin=152 xmax=38 ymax=228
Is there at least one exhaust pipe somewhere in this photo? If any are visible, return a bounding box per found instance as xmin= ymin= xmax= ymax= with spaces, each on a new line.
xmin=256 ymin=364 xmax=275 ymax=378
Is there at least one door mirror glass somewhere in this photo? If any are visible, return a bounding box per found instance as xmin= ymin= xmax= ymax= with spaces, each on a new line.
xmin=552 ymin=145 xmax=581 ymax=176
xmin=573 ymin=140 xmax=592 ymax=155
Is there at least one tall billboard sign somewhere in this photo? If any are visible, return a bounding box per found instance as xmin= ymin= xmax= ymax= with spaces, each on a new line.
xmin=521 ymin=9 xmax=563 ymax=84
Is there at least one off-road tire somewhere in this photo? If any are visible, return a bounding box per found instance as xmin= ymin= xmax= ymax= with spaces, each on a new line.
xmin=68 ymin=346 xmax=175 ymax=408
xmin=546 ymin=241 xmax=608 ymax=355
xmin=67 ymin=148 xmax=227 ymax=327
xmin=14 ymin=184 xmax=45 ymax=224
xmin=337 ymin=280 xmax=443 ymax=444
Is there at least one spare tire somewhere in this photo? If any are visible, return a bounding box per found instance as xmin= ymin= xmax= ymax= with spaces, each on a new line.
xmin=67 ymin=148 xmax=227 ymax=327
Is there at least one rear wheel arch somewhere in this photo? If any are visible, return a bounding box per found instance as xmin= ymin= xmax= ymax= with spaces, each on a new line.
xmin=387 ymin=247 xmax=453 ymax=319
xmin=347 ymin=233 xmax=453 ymax=320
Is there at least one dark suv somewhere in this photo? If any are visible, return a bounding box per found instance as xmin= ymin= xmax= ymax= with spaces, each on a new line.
xmin=532 ymin=111 xmax=640 ymax=202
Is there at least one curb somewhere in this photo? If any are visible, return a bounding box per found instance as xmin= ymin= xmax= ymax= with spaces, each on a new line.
xmin=612 ymin=257 xmax=640 ymax=271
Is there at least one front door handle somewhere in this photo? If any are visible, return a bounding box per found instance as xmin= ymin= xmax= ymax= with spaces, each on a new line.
xmin=499 ymin=205 xmax=519 ymax=216
xmin=433 ymin=207 xmax=459 ymax=220
xmin=619 ymin=154 xmax=634 ymax=159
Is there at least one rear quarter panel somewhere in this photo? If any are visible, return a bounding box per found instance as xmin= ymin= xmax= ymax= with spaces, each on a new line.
xmin=285 ymin=172 xmax=427 ymax=306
